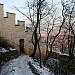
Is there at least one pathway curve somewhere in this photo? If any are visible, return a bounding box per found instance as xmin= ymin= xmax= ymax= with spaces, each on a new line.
xmin=0 ymin=55 xmax=34 ymax=75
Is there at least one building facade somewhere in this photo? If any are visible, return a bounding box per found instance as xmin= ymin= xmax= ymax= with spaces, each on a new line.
xmin=0 ymin=3 xmax=33 ymax=54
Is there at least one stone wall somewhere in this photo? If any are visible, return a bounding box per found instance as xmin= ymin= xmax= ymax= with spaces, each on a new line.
xmin=0 ymin=3 xmax=47 ymax=57
xmin=0 ymin=3 xmax=33 ymax=54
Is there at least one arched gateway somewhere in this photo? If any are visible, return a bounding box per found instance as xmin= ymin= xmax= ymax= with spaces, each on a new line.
xmin=19 ymin=39 xmax=24 ymax=53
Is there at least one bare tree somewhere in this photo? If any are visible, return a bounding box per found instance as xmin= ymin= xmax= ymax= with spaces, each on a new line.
xmin=46 ymin=1 xmax=67 ymax=56
xmin=44 ymin=13 xmax=57 ymax=58
xmin=61 ymin=0 xmax=75 ymax=59
xmin=14 ymin=0 xmax=54 ymax=67
xmin=60 ymin=30 xmax=67 ymax=53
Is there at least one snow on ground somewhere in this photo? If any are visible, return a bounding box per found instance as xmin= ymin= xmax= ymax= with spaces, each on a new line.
xmin=0 ymin=55 xmax=34 ymax=75
xmin=9 ymin=48 xmax=17 ymax=51
xmin=0 ymin=48 xmax=9 ymax=53
xmin=0 ymin=55 xmax=54 ymax=75
xmin=29 ymin=59 xmax=54 ymax=75
xmin=0 ymin=47 xmax=17 ymax=53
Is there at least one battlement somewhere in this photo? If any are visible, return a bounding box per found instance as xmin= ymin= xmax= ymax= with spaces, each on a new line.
xmin=5 ymin=12 xmax=15 ymax=19
xmin=0 ymin=3 xmax=25 ymax=26
xmin=0 ymin=3 xmax=4 ymax=17
xmin=0 ymin=3 xmax=33 ymax=55
xmin=16 ymin=20 xmax=25 ymax=26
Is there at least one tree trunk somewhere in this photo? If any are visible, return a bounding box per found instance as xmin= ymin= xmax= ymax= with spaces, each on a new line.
xmin=38 ymin=42 xmax=42 ymax=68
xmin=30 ymin=31 xmax=38 ymax=58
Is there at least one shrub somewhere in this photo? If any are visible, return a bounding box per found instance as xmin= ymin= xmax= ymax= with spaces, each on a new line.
xmin=0 ymin=37 xmax=13 ymax=49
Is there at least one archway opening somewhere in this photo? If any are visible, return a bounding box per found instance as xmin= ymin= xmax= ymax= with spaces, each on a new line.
xmin=19 ymin=39 xmax=24 ymax=53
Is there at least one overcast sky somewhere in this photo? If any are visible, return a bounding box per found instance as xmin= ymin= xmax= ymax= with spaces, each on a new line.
xmin=0 ymin=0 xmax=61 ymax=25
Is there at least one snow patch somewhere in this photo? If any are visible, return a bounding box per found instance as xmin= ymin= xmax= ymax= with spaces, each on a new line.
xmin=0 ymin=48 xmax=9 ymax=53
xmin=28 ymin=57 xmax=54 ymax=75
xmin=59 ymin=52 xmax=69 ymax=56
xmin=9 ymin=48 xmax=17 ymax=51
xmin=0 ymin=47 xmax=17 ymax=53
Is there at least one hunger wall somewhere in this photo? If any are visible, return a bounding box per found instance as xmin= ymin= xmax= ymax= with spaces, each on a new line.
xmin=0 ymin=3 xmax=33 ymax=54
